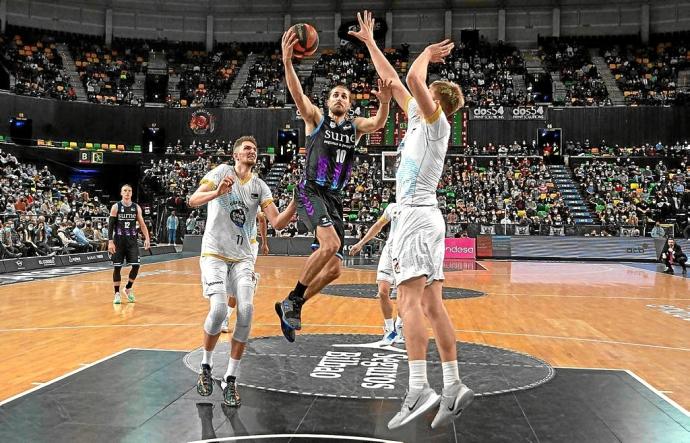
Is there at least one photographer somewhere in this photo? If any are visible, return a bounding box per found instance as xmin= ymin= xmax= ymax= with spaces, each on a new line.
xmin=659 ymin=238 xmax=688 ymax=275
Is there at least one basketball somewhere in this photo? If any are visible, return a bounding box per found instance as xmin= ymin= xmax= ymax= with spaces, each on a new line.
xmin=290 ymin=23 xmax=319 ymax=58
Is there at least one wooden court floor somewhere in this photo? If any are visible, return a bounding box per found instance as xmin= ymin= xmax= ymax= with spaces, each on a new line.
xmin=0 ymin=255 xmax=689 ymax=412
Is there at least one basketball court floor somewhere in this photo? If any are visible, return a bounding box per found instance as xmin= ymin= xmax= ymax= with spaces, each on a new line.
xmin=0 ymin=253 xmax=688 ymax=442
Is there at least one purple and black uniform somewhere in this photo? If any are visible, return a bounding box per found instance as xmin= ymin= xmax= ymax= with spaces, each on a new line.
xmin=111 ymin=201 xmax=140 ymax=265
xmin=297 ymin=115 xmax=357 ymax=258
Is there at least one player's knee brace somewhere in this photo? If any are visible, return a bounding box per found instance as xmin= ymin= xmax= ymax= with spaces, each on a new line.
xmin=204 ymin=292 xmax=229 ymax=335
xmin=232 ymin=284 xmax=255 ymax=343
xmin=128 ymin=264 xmax=140 ymax=280
xmin=113 ymin=266 xmax=122 ymax=282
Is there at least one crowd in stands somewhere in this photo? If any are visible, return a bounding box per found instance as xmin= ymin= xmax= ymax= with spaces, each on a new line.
xmin=70 ymin=38 xmax=147 ymax=106
xmin=430 ymin=41 xmax=529 ymax=107
xmin=305 ymin=44 xmax=408 ymax=115
xmin=6 ymin=25 xmax=690 ymax=111
xmin=1 ymin=29 xmax=76 ymax=101
xmin=603 ymin=39 xmax=690 ymax=106
xmin=0 ymin=148 xmax=115 ymax=259
xmin=168 ymin=43 xmax=248 ymax=108
xmin=573 ymin=158 xmax=689 ymax=235
xmin=565 ymin=139 xmax=690 ymax=157
xmin=235 ymin=46 xmax=285 ymax=108
xmin=540 ymin=39 xmax=611 ymax=106
xmin=438 ymin=157 xmax=572 ymax=234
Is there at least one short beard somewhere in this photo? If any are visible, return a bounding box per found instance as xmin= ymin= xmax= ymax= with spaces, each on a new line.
xmin=329 ymin=106 xmax=346 ymax=117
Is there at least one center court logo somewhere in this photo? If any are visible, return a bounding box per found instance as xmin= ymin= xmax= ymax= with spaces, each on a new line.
xmin=310 ymin=344 xmax=407 ymax=390
xmin=183 ymin=334 xmax=556 ymax=400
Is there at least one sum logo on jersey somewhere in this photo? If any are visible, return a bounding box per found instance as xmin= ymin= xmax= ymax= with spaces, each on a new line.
xmin=324 ymin=130 xmax=355 ymax=145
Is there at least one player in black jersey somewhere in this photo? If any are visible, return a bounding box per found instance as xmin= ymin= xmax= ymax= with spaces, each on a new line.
xmin=108 ymin=184 xmax=150 ymax=304
xmin=275 ymin=29 xmax=393 ymax=342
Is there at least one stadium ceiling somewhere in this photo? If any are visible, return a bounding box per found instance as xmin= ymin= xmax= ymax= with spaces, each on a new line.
xmin=41 ymin=0 xmax=673 ymax=14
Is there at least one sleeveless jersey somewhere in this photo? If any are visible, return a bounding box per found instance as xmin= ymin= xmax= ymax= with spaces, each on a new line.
xmin=304 ymin=115 xmax=357 ymax=191
xmin=199 ymin=164 xmax=273 ymax=262
xmin=114 ymin=201 xmax=139 ymax=239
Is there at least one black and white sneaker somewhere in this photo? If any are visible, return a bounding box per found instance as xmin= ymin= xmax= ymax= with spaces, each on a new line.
xmin=275 ymin=302 xmax=296 ymax=342
xmin=222 ymin=376 xmax=241 ymax=407
xmin=277 ymin=292 xmax=304 ymax=330
xmin=196 ymin=363 xmax=214 ymax=397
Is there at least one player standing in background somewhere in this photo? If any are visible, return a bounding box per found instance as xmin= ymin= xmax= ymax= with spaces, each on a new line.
xmin=349 ymin=202 xmax=404 ymax=345
xmin=109 ymin=184 xmax=150 ymax=304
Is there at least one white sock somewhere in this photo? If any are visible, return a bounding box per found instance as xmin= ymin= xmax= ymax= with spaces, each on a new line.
xmin=396 ymin=316 xmax=403 ymax=327
xmin=224 ymin=357 xmax=241 ymax=381
xmin=202 ymin=349 xmax=213 ymax=367
xmin=384 ymin=318 xmax=394 ymax=331
xmin=409 ymin=360 xmax=428 ymax=390
xmin=442 ymin=361 xmax=460 ymax=387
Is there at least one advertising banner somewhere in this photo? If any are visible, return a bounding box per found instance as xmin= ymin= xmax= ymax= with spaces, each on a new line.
xmin=444 ymin=238 xmax=476 ymax=259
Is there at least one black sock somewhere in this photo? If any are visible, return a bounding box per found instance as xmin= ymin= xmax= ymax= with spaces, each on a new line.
xmin=126 ymin=281 xmax=133 ymax=289
xmin=292 ymin=281 xmax=307 ymax=300
xmin=114 ymin=285 xmax=120 ymax=294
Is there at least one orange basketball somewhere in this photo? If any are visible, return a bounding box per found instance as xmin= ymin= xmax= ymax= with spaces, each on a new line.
xmin=290 ymin=23 xmax=319 ymax=58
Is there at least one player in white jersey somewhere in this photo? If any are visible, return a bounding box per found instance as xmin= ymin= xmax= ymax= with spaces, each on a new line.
xmin=188 ymin=136 xmax=295 ymax=408
xmin=221 ymin=211 xmax=269 ymax=333
xmin=349 ymin=202 xmax=404 ymax=345
xmin=350 ymin=10 xmax=474 ymax=430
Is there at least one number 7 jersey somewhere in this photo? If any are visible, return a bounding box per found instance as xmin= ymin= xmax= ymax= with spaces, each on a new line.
xmin=199 ymin=164 xmax=273 ymax=262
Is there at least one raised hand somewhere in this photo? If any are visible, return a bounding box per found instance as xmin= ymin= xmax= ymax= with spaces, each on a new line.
xmin=281 ymin=29 xmax=298 ymax=61
xmin=215 ymin=175 xmax=234 ymax=197
xmin=371 ymin=78 xmax=393 ymax=104
xmin=424 ymin=39 xmax=455 ymax=63
xmin=348 ymin=10 xmax=376 ymax=45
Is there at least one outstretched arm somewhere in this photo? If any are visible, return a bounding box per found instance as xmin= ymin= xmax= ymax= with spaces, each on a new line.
xmin=407 ymin=39 xmax=454 ymax=120
xmin=349 ymin=217 xmax=389 ymax=255
xmin=262 ymin=199 xmax=297 ymax=230
xmin=354 ymin=78 xmax=392 ymax=135
xmin=349 ymin=10 xmax=411 ymax=111
xmin=282 ymin=30 xmax=322 ymax=132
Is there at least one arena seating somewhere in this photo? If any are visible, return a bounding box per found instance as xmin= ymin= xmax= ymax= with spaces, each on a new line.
xmin=0 ymin=28 xmax=75 ymax=101
xmin=430 ymin=41 xmax=529 ymax=107
xmin=0 ymin=148 xmax=112 ymax=258
xmin=572 ymin=158 xmax=689 ymax=235
xmin=540 ymin=38 xmax=611 ymax=106
xmin=602 ymin=39 xmax=690 ymax=105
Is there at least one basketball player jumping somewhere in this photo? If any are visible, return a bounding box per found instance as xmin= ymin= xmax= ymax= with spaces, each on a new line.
xmin=190 ymin=136 xmax=295 ymax=407
xmin=350 ymin=11 xmax=474 ymax=429
xmin=275 ymin=28 xmax=393 ymax=342
xmin=349 ymin=202 xmax=404 ymax=345
xmin=109 ymin=184 xmax=150 ymax=304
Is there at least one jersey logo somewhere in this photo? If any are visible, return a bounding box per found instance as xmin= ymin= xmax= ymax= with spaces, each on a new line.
xmin=251 ymin=193 xmax=259 ymax=199
xmin=230 ymin=209 xmax=246 ymax=228
xmin=329 ymin=121 xmax=337 ymax=129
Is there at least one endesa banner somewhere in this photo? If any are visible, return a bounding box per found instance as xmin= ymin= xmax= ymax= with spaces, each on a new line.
xmin=444 ymin=238 xmax=476 ymax=259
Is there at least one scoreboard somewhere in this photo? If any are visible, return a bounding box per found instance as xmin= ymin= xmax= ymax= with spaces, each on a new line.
xmin=365 ymin=107 xmax=467 ymax=147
